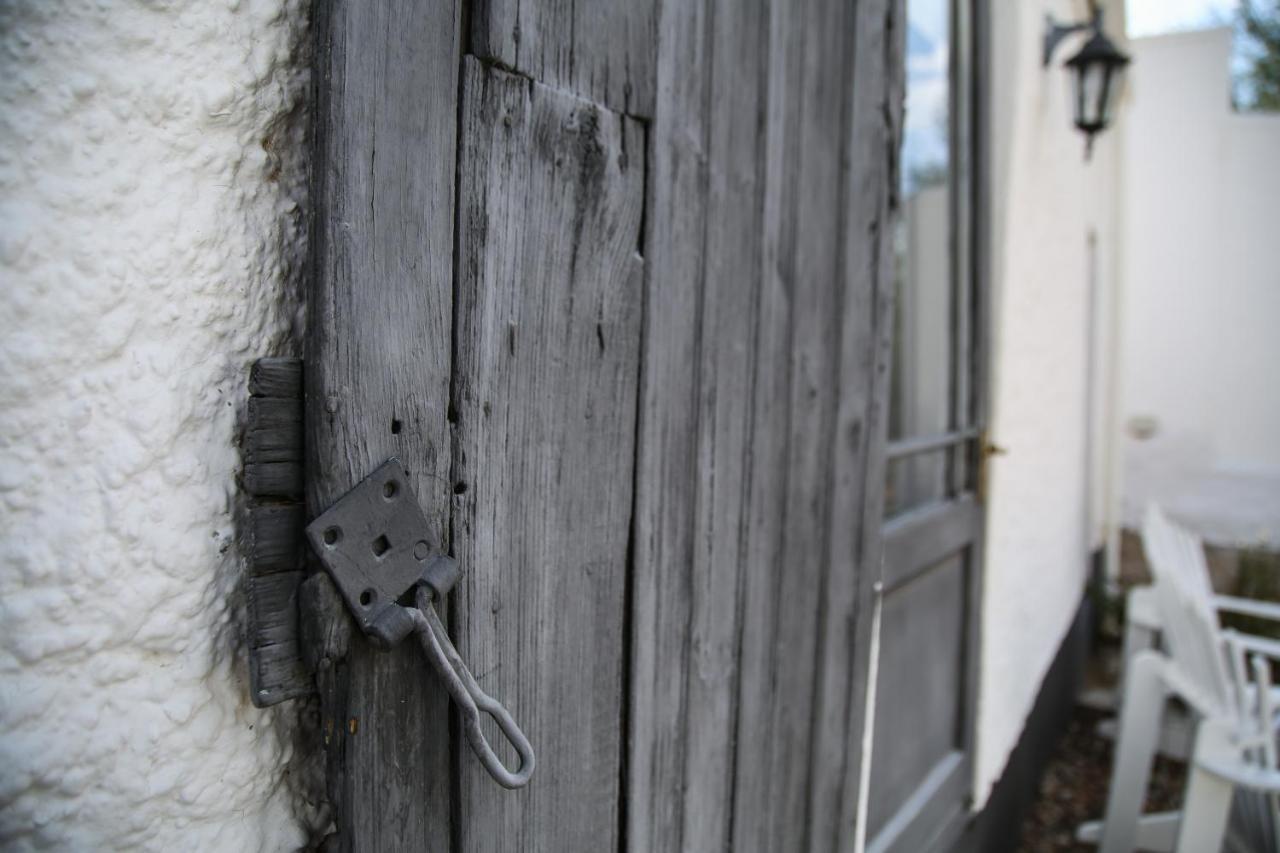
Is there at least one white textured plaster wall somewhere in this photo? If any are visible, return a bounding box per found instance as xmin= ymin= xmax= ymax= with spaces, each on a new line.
xmin=0 ymin=2 xmax=311 ymax=849
xmin=973 ymin=0 xmax=1125 ymax=808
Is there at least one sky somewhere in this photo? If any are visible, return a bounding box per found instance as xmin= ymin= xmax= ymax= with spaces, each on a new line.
xmin=1126 ymin=0 xmax=1238 ymax=37
xmin=902 ymin=0 xmax=949 ymax=190
xmin=1128 ymin=0 xmax=1255 ymax=101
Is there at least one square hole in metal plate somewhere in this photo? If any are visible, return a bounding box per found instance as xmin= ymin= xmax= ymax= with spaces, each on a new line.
xmin=371 ymin=534 xmax=391 ymax=557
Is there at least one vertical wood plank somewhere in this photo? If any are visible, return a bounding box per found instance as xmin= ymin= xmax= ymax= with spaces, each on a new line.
xmin=632 ymin=0 xmax=899 ymax=849
xmin=836 ymin=3 xmax=906 ymax=848
xmin=807 ymin=0 xmax=903 ymax=849
xmin=728 ymin=0 xmax=805 ymax=845
xmin=640 ymin=0 xmax=778 ymax=835
xmin=627 ymin=0 xmax=710 ymax=846
xmin=307 ymin=1 xmax=460 ymax=849
xmin=471 ymin=0 xmax=656 ymax=118
xmin=756 ymin=0 xmax=856 ymax=843
xmin=452 ymin=57 xmax=645 ymax=853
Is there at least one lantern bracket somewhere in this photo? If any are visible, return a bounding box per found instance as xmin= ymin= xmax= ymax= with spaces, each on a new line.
xmin=1043 ymin=5 xmax=1104 ymax=67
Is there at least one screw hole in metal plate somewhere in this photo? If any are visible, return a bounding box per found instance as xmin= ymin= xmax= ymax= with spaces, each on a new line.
xmin=359 ymin=588 xmax=375 ymax=607
xmin=323 ymin=526 xmax=342 ymax=546
xmin=383 ymin=480 xmax=399 ymax=499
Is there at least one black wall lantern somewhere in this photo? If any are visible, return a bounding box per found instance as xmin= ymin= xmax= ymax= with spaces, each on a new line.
xmin=1044 ymin=3 xmax=1131 ymax=158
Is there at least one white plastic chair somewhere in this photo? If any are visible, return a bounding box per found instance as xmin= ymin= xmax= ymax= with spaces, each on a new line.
xmin=1077 ymin=506 xmax=1280 ymax=853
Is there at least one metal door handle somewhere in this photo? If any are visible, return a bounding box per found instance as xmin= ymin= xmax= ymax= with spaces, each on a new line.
xmin=306 ymin=458 xmax=536 ymax=789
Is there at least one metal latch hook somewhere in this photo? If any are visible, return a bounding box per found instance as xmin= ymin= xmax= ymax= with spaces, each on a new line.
xmin=410 ymin=586 xmax=535 ymax=788
xmin=305 ymin=458 xmax=536 ymax=789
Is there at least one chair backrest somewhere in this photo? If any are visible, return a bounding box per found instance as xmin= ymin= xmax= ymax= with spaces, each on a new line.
xmin=1142 ymin=505 xmax=1236 ymax=717
xmin=1143 ymin=505 xmax=1280 ymax=851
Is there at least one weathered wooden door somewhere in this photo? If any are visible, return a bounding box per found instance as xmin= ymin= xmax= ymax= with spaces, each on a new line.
xmin=306 ymin=1 xmax=903 ymax=851
xmin=864 ymin=1 xmax=985 ymax=852
xmin=309 ymin=4 xmax=647 ymax=848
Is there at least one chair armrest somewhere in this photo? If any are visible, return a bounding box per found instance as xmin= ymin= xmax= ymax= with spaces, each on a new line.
xmin=1198 ymin=754 xmax=1280 ymax=793
xmin=1215 ymin=595 xmax=1280 ymax=622
xmin=1224 ymin=629 xmax=1280 ymax=662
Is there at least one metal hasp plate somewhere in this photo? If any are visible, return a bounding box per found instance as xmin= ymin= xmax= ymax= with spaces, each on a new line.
xmin=305 ymin=458 xmax=459 ymax=648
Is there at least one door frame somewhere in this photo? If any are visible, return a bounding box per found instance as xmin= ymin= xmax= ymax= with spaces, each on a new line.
xmin=857 ymin=0 xmax=992 ymax=849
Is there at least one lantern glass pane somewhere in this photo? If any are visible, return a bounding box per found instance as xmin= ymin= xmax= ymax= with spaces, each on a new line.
xmin=1079 ymin=61 xmax=1106 ymax=129
xmin=1100 ymin=64 xmax=1121 ymax=124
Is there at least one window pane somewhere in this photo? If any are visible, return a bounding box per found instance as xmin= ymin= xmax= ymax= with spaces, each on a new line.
xmin=889 ymin=0 xmax=953 ymax=444
xmin=902 ymin=0 xmax=951 ymax=191
xmin=885 ymin=448 xmax=952 ymax=518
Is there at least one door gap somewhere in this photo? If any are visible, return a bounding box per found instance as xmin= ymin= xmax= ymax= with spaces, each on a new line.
xmin=616 ymin=112 xmax=653 ymax=853
xmin=447 ymin=4 xmax=472 ymax=852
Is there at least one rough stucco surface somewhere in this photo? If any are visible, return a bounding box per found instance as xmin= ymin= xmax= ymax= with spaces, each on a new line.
xmin=972 ymin=0 xmax=1123 ymax=810
xmin=0 ymin=2 xmax=311 ymax=849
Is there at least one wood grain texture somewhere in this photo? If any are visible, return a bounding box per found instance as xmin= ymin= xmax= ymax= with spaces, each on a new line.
xmin=629 ymin=0 xmax=902 ymax=850
xmin=626 ymin=1 xmax=709 ymax=847
xmin=812 ymin=0 xmax=903 ymax=849
xmin=249 ymin=356 xmax=303 ymax=398
xmin=471 ymin=0 xmax=655 ymax=117
xmin=245 ymin=398 xmax=303 ymax=464
xmin=451 ymin=56 xmax=645 ymax=853
xmin=307 ymin=1 xmax=460 ymax=849
xmin=754 ymin=0 xmax=853 ymax=844
xmin=628 ymin=0 xmax=771 ymax=849
xmin=243 ymin=357 xmax=311 ymax=708
xmin=727 ymin=0 xmax=806 ymax=845
xmin=244 ymin=464 xmax=303 ymax=499
xmin=246 ymin=503 xmax=306 ymax=573
xmin=242 ymin=363 xmax=306 ymax=504
xmin=301 ymin=0 xmax=901 ymax=845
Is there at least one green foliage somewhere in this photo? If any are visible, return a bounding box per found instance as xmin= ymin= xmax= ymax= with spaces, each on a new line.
xmin=1239 ymin=0 xmax=1280 ymax=111
xmin=1090 ymin=569 xmax=1127 ymax=644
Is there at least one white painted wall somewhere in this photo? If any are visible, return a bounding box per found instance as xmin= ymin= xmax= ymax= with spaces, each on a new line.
xmin=0 ymin=2 xmax=312 ymax=849
xmin=1118 ymin=27 xmax=1280 ymax=548
xmin=973 ymin=0 xmax=1126 ymax=808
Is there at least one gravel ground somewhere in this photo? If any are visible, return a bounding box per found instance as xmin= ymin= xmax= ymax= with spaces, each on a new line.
xmin=1016 ymin=705 xmax=1188 ymax=852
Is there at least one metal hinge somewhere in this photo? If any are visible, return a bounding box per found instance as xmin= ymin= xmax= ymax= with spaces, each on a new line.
xmin=976 ymin=429 xmax=1008 ymax=504
xmin=242 ymin=357 xmax=309 ymax=708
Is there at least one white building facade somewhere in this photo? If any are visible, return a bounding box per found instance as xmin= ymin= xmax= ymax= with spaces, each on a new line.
xmin=1119 ymin=26 xmax=1280 ymax=550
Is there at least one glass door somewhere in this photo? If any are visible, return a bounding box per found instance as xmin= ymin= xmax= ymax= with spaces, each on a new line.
xmin=866 ymin=1 xmax=984 ymax=850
